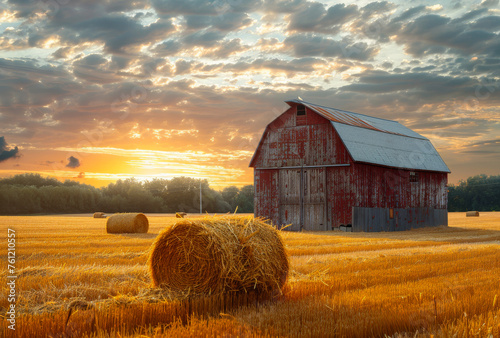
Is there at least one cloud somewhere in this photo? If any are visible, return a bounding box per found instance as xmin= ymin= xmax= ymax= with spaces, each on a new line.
xmin=459 ymin=138 xmax=500 ymax=154
xmin=66 ymin=156 xmax=81 ymax=168
xmin=0 ymin=136 xmax=19 ymax=162
xmin=452 ymin=8 xmax=488 ymax=23
xmin=0 ymin=58 xmax=65 ymax=77
xmin=480 ymin=0 xmax=499 ymax=7
xmin=151 ymin=0 xmax=263 ymax=16
xmin=70 ymin=16 xmax=176 ymax=54
xmin=182 ymin=29 xmax=226 ymax=47
xmin=391 ymin=6 xmax=426 ymax=22
xmin=340 ymin=70 xmax=477 ymax=96
xmin=360 ymin=1 xmax=396 ymax=18
xmin=261 ymin=0 xmax=306 ymax=13
xmin=471 ymin=16 xmax=500 ymax=30
xmin=151 ymin=39 xmax=183 ymax=56
xmin=394 ymin=13 xmax=500 ymax=57
xmin=72 ymin=54 xmax=124 ymax=84
xmin=282 ymin=34 xmax=379 ymax=60
xmin=469 ymin=138 xmax=500 ymax=147
xmin=7 ymin=3 xmax=176 ymax=54
xmin=184 ymin=12 xmax=253 ymax=31
xmin=222 ymin=57 xmax=327 ymax=76
xmin=287 ymin=2 xmax=359 ymax=34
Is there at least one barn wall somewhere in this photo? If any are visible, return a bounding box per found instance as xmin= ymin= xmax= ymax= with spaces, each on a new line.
xmin=326 ymin=165 xmax=355 ymax=229
xmin=351 ymin=163 xmax=448 ymax=210
xmin=352 ymin=207 xmax=448 ymax=232
xmin=254 ymin=169 xmax=280 ymax=226
xmin=327 ymin=163 xmax=448 ymax=229
xmin=251 ymin=107 xmax=351 ymax=168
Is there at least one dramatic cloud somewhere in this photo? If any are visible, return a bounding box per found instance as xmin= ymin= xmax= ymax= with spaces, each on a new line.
xmin=394 ymin=13 xmax=500 ymax=57
xmin=0 ymin=0 xmax=498 ymax=185
xmin=283 ymin=34 xmax=379 ymax=60
xmin=340 ymin=70 xmax=478 ymax=97
xmin=287 ymin=3 xmax=359 ymax=34
xmin=480 ymin=0 xmax=499 ymax=7
xmin=391 ymin=6 xmax=426 ymax=22
xmin=0 ymin=136 xmax=19 ymax=162
xmin=66 ymin=156 xmax=81 ymax=168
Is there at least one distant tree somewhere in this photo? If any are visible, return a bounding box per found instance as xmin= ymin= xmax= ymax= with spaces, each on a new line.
xmin=448 ymin=174 xmax=500 ymax=211
xmin=235 ymin=185 xmax=254 ymax=213
xmin=100 ymin=178 xmax=164 ymax=213
xmin=0 ymin=173 xmax=61 ymax=188
xmin=0 ymin=173 xmax=256 ymax=215
xmin=222 ymin=186 xmax=239 ymax=212
xmin=144 ymin=178 xmax=169 ymax=200
xmin=163 ymin=177 xmax=202 ymax=212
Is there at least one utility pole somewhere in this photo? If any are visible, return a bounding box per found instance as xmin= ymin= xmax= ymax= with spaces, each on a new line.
xmin=199 ymin=180 xmax=202 ymax=214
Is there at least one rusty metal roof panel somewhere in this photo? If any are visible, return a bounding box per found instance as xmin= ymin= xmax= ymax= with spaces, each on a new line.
xmin=286 ymin=99 xmax=425 ymax=139
xmin=332 ymin=122 xmax=450 ymax=172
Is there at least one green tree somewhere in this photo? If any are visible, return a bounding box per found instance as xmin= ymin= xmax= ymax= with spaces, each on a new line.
xmin=222 ymin=186 xmax=239 ymax=212
xmin=448 ymin=174 xmax=500 ymax=211
xmin=235 ymin=185 xmax=254 ymax=213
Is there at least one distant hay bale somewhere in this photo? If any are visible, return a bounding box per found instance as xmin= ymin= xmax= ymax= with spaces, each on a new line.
xmin=175 ymin=212 xmax=187 ymax=218
xmin=93 ymin=212 xmax=106 ymax=218
xmin=148 ymin=216 xmax=288 ymax=297
xmin=466 ymin=211 xmax=480 ymax=217
xmin=106 ymin=213 xmax=149 ymax=233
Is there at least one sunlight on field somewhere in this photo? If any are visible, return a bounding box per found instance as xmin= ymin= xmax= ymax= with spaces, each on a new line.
xmin=1 ymin=212 xmax=500 ymax=337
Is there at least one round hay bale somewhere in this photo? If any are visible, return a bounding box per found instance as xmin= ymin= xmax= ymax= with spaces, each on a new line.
xmin=148 ymin=216 xmax=288 ymax=297
xmin=93 ymin=212 xmax=106 ymax=218
xmin=466 ymin=211 xmax=479 ymax=217
xmin=106 ymin=213 xmax=149 ymax=233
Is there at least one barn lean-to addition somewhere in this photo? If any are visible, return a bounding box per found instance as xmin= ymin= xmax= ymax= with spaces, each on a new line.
xmin=249 ymin=99 xmax=450 ymax=232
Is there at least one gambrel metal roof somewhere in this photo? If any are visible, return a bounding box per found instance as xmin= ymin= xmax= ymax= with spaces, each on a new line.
xmin=285 ymin=99 xmax=450 ymax=173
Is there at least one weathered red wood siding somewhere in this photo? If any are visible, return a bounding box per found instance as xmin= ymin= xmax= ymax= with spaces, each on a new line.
xmin=251 ymin=107 xmax=351 ymax=168
xmin=254 ymin=169 xmax=279 ymax=224
xmin=327 ymin=163 xmax=448 ymax=228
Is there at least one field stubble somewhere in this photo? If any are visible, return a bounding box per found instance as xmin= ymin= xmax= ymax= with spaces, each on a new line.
xmin=1 ymin=212 xmax=500 ymax=337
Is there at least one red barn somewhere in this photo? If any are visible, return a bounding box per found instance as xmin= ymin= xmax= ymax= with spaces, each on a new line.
xmin=249 ymin=100 xmax=450 ymax=232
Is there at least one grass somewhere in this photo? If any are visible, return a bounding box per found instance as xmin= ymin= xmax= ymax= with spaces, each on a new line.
xmin=1 ymin=212 xmax=500 ymax=337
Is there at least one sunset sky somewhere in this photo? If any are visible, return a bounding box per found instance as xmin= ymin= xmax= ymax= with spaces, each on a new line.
xmin=0 ymin=0 xmax=499 ymax=188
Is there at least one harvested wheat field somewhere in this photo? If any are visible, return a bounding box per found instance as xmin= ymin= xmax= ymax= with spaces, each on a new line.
xmin=1 ymin=212 xmax=500 ymax=337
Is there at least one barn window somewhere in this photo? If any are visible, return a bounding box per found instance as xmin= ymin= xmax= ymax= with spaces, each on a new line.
xmin=297 ymin=105 xmax=306 ymax=116
xmin=409 ymin=172 xmax=419 ymax=183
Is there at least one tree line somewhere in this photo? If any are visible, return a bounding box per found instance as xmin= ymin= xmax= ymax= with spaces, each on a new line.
xmin=0 ymin=173 xmax=254 ymax=215
xmin=1 ymin=173 xmax=498 ymax=215
xmin=448 ymin=174 xmax=500 ymax=212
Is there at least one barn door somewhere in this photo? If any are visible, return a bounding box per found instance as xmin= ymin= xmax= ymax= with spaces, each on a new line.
xmin=303 ymin=168 xmax=327 ymax=231
xmin=279 ymin=168 xmax=327 ymax=231
xmin=279 ymin=169 xmax=301 ymax=231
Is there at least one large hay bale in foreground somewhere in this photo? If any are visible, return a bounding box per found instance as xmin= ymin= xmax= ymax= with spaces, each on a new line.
xmin=93 ymin=212 xmax=106 ymax=218
xmin=148 ymin=216 xmax=288 ymax=296
xmin=466 ymin=211 xmax=480 ymax=217
xmin=106 ymin=213 xmax=149 ymax=233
